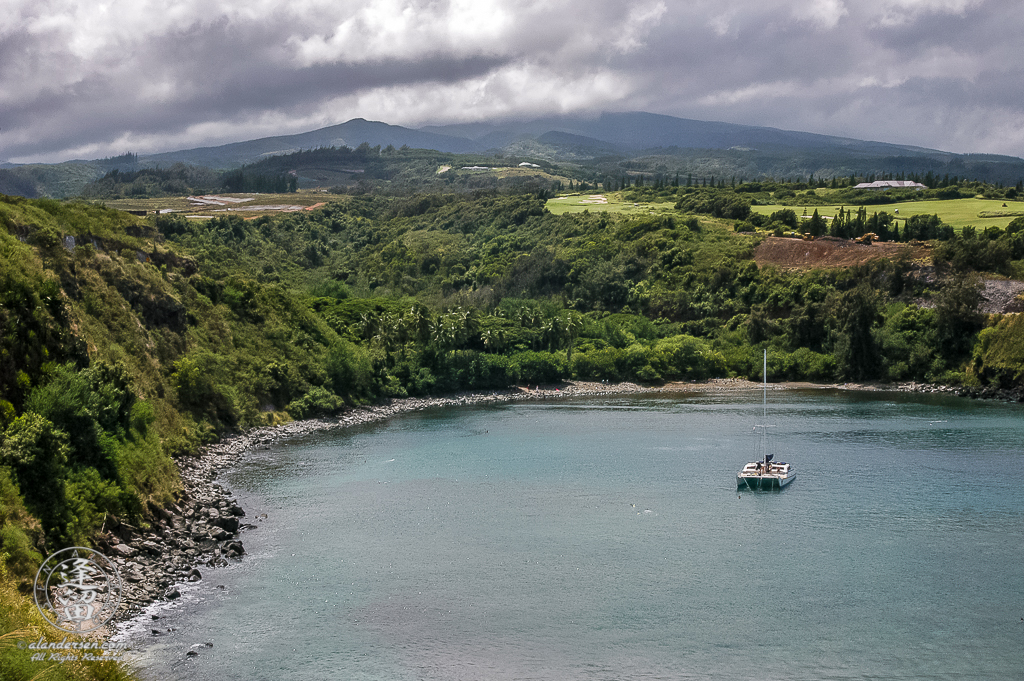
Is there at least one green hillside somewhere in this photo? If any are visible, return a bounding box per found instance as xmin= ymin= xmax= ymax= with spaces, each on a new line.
xmin=0 ymin=162 xmax=107 ymax=199
xmin=2 ymin=185 xmax=1023 ymax=677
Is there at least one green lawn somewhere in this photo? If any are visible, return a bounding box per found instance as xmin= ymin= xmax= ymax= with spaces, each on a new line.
xmin=752 ymin=197 xmax=1024 ymax=231
xmin=546 ymin=192 xmax=678 ymax=216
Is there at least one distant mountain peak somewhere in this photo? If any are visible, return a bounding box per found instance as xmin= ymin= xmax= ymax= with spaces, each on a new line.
xmin=123 ymin=111 xmax=1024 ymax=171
xmin=6 ymin=111 xmax=1024 ymax=199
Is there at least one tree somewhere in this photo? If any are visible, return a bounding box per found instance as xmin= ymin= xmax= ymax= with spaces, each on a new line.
xmin=807 ymin=209 xmax=827 ymax=237
xmin=770 ymin=209 xmax=798 ymax=229
xmin=541 ymin=316 xmax=563 ymax=353
xmin=904 ymin=214 xmax=943 ymax=241
xmin=404 ymin=304 xmax=433 ymax=344
xmin=0 ymin=412 xmax=70 ymax=544
xmin=326 ymin=341 xmax=373 ymax=401
xmin=481 ymin=328 xmax=509 ymax=355
xmin=745 ymin=306 xmax=777 ymax=344
xmin=828 ymin=285 xmax=880 ymax=380
xmin=934 ymin=275 xmax=984 ymax=361
xmin=830 ymin=207 xmax=846 ymax=238
xmin=560 ymin=311 xmax=584 ymax=362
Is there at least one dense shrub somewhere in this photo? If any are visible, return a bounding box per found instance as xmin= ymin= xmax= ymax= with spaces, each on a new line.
xmin=0 ymin=412 xmax=69 ymax=544
xmin=287 ymin=387 xmax=347 ymax=419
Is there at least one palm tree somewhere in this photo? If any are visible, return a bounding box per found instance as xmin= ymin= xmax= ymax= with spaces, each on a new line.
xmin=372 ymin=313 xmax=402 ymax=365
xmin=481 ymin=330 xmax=496 ymax=354
xmin=431 ymin=312 xmax=464 ymax=354
xmin=481 ymin=328 xmax=507 ymax=354
xmin=359 ymin=313 xmax=379 ymax=342
xmin=455 ymin=307 xmax=480 ymax=343
xmin=518 ymin=308 xmax=540 ymax=350
xmin=541 ymin=316 xmax=563 ymax=353
xmin=405 ymin=303 xmax=432 ymax=344
xmin=561 ymin=311 xmax=583 ymax=362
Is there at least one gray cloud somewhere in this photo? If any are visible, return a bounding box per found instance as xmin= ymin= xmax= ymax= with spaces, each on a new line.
xmin=2 ymin=0 xmax=1023 ymax=163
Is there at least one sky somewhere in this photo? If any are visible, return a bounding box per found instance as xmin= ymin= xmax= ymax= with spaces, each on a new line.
xmin=3 ymin=0 xmax=1024 ymax=164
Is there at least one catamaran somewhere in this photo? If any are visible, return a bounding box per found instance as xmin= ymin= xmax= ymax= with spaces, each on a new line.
xmin=737 ymin=350 xmax=795 ymax=490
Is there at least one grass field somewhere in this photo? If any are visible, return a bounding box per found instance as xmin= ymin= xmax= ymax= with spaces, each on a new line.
xmin=546 ymin=192 xmax=679 ymax=216
xmin=102 ymin=190 xmax=335 ymax=217
xmin=753 ymin=197 xmax=1024 ymax=231
xmin=549 ymin=193 xmax=1024 ymax=231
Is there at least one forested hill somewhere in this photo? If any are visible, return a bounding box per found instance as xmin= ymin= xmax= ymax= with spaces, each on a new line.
xmin=6 ymin=112 xmax=1024 ymax=199
xmin=2 ymin=187 xmax=1024 ymax=592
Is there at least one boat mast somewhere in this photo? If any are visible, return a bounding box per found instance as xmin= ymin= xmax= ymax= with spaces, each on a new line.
xmin=762 ymin=349 xmax=768 ymax=466
xmin=763 ymin=349 xmax=767 ymax=422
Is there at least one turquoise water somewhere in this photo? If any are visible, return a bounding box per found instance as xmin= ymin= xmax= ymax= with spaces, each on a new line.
xmin=131 ymin=390 xmax=1024 ymax=680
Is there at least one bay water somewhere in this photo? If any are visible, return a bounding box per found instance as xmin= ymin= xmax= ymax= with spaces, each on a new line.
xmin=127 ymin=389 xmax=1024 ymax=680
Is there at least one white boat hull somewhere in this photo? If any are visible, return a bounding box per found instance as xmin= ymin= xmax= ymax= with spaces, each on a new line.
xmin=737 ymin=472 xmax=795 ymax=490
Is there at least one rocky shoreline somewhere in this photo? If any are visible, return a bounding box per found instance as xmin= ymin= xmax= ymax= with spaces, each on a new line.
xmin=895 ymin=381 xmax=1024 ymax=402
xmin=99 ymin=458 xmax=249 ymax=618
xmin=110 ymin=377 xmax=1022 ymax=625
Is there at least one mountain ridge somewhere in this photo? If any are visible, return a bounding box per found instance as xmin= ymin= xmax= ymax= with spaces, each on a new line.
xmin=132 ymin=111 xmax=1022 ymax=169
xmin=4 ymin=111 xmax=1024 ymax=198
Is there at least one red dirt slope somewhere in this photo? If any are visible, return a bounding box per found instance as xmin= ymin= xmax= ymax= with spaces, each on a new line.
xmin=754 ymin=236 xmax=928 ymax=270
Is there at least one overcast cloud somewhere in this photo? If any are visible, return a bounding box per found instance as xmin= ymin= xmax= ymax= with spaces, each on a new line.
xmin=3 ymin=0 xmax=1023 ymax=163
